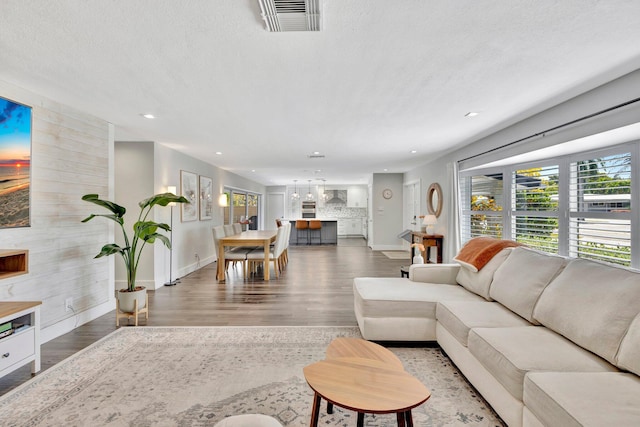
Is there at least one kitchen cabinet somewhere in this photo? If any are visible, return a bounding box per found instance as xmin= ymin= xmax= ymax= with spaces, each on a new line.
xmin=347 ymin=186 xmax=367 ymax=208
xmin=338 ymin=218 xmax=364 ymax=236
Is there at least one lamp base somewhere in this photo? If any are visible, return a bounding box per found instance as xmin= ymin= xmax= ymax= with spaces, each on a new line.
xmin=426 ymin=225 xmax=435 ymax=235
xmin=164 ymin=278 xmax=180 ymax=286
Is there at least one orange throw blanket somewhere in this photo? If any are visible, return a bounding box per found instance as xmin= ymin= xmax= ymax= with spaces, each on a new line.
xmin=454 ymin=237 xmax=522 ymax=272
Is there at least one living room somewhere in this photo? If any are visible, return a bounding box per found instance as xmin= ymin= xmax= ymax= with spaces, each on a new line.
xmin=1 ymin=1 xmax=640 ymax=426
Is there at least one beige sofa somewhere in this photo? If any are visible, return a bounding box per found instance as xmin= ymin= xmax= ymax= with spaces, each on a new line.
xmin=353 ymin=244 xmax=640 ymax=427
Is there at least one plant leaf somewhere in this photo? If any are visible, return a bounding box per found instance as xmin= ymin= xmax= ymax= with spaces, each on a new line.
xmin=139 ymin=193 xmax=189 ymax=209
xmin=95 ymin=243 xmax=127 ymax=258
xmin=82 ymin=194 xmax=127 ymax=217
xmin=81 ymin=213 xmax=124 ymax=225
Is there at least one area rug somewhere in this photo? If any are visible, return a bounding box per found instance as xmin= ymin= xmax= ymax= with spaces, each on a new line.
xmin=381 ymin=251 xmax=410 ymax=260
xmin=0 ymin=327 xmax=504 ymax=426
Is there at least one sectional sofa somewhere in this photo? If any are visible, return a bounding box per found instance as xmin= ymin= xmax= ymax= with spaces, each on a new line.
xmin=353 ymin=240 xmax=640 ymax=426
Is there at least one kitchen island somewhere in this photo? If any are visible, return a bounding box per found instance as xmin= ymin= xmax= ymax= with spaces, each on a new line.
xmin=286 ymin=219 xmax=338 ymax=245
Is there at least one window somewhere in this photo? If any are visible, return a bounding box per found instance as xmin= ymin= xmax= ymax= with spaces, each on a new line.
xmin=224 ymin=188 xmax=261 ymax=230
xmin=460 ymin=144 xmax=637 ymax=268
xmin=461 ymin=172 xmax=504 ymax=240
xmin=512 ymin=165 xmax=559 ymax=253
xmin=568 ymin=152 xmax=631 ymax=266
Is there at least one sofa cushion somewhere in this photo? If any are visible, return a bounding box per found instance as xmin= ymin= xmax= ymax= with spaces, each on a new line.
xmin=436 ymin=301 xmax=531 ymax=347
xmin=617 ymin=313 xmax=640 ymax=375
xmin=489 ymin=247 xmax=566 ymax=323
xmin=524 ymin=372 xmax=640 ymax=427
xmin=353 ymin=277 xmax=482 ymax=319
xmin=468 ymin=327 xmax=617 ymax=401
xmin=455 ymin=248 xmax=512 ymax=300
xmin=533 ymin=258 xmax=640 ymax=365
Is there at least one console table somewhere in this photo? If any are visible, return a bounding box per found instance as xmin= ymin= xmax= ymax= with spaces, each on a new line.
xmin=411 ymin=233 xmax=443 ymax=264
xmin=0 ymin=301 xmax=41 ymax=379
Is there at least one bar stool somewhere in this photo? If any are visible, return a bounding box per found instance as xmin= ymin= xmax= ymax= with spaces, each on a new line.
xmin=308 ymin=220 xmax=322 ymax=245
xmin=295 ymin=220 xmax=309 ymax=245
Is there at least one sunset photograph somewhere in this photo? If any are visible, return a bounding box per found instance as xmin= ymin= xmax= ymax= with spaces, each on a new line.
xmin=0 ymin=96 xmax=31 ymax=228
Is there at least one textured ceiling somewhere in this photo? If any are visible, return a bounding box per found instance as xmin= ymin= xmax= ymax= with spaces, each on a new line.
xmin=2 ymin=0 xmax=640 ymax=185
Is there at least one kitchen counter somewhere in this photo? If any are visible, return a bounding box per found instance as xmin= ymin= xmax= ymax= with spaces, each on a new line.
xmin=286 ymin=219 xmax=338 ymax=245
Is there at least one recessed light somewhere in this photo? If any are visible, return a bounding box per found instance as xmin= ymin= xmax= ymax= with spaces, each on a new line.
xmin=410 ymin=150 xmax=417 ymax=154
xmin=383 ymin=168 xmax=388 ymax=172
xmin=313 ymin=151 xmax=321 ymax=155
xmin=215 ymin=151 xmax=222 ymax=155
xmin=465 ymin=112 xmax=480 ymax=117
xmin=141 ymin=113 xmax=155 ymax=119
xmin=251 ymin=169 xmax=256 ymax=172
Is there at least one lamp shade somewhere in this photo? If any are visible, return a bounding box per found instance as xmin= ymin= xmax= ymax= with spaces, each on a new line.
xmin=422 ymin=214 xmax=437 ymax=225
xmin=423 ymin=214 xmax=437 ymax=235
xmin=167 ymin=186 xmax=177 ymax=206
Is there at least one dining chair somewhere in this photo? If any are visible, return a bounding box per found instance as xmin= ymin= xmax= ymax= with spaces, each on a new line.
xmin=213 ymin=226 xmax=249 ymax=274
xmin=246 ymin=226 xmax=286 ymax=279
xmin=232 ymin=223 xmax=243 ymax=234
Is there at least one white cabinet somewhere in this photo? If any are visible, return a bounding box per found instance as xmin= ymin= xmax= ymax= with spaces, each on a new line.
xmin=0 ymin=302 xmax=41 ymax=379
xmin=338 ymin=218 xmax=364 ymax=236
xmin=347 ymin=186 xmax=367 ymax=208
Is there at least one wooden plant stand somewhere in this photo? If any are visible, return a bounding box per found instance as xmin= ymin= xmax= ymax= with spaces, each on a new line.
xmin=115 ymin=293 xmax=149 ymax=327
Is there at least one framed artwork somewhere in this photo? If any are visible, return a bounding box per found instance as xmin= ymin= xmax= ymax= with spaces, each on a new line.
xmin=199 ymin=175 xmax=213 ymax=220
xmin=180 ymin=170 xmax=198 ymax=222
xmin=0 ymin=97 xmax=32 ymax=229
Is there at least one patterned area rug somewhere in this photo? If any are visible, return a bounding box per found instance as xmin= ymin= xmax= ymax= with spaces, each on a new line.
xmin=381 ymin=251 xmax=410 ymax=260
xmin=0 ymin=327 xmax=504 ymax=426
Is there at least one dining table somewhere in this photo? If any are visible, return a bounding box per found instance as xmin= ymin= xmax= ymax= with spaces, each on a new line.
xmin=216 ymin=230 xmax=278 ymax=282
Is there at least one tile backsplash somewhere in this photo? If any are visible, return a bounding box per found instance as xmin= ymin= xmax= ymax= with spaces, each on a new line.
xmin=317 ymin=206 xmax=367 ymax=218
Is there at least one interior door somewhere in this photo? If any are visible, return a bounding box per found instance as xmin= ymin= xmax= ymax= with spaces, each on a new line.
xmin=266 ymin=193 xmax=285 ymax=230
xmin=403 ymin=181 xmax=421 ymax=250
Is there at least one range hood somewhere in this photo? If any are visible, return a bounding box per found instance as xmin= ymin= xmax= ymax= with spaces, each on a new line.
xmin=325 ymin=190 xmax=347 ymax=205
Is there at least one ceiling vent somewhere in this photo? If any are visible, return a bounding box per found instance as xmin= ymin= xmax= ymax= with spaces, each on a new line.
xmin=258 ymin=0 xmax=321 ymax=32
xmin=307 ymin=154 xmax=325 ymax=159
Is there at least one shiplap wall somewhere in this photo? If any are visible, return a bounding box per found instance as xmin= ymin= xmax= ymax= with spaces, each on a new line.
xmin=0 ymin=81 xmax=114 ymax=340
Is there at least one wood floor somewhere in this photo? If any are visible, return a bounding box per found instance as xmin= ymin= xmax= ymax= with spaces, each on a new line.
xmin=0 ymin=238 xmax=409 ymax=396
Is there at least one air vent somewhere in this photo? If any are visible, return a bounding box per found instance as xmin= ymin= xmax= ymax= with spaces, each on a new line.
xmin=307 ymin=154 xmax=325 ymax=159
xmin=258 ymin=0 xmax=321 ymax=32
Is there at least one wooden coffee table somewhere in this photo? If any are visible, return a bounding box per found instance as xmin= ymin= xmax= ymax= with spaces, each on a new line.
xmin=303 ymin=357 xmax=430 ymax=427
xmin=325 ymin=337 xmax=404 ymax=370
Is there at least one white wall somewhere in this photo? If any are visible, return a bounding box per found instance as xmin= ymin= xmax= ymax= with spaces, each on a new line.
xmin=114 ymin=141 xmax=154 ymax=289
xmin=0 ymin=80 xmax=114 ymax=342
xmin=370 ymin=173 xmax=404 ymax=250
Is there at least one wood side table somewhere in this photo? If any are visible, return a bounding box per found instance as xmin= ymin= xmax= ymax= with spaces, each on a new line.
xmin=411 ymin=233 xmax=443 ymax=264
xmin=303 ymin=357 xmax=431 ymax=427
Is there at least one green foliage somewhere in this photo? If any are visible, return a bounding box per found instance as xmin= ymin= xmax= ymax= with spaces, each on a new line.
xmin=81 ymin=193 xmax=189 ymax=292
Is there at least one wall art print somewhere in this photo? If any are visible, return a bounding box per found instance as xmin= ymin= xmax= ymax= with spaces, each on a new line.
xmin=199 ymin=175 xmax=213 ymax=221
xmin=180 ymin=170 xmax=198 ymax=222
xmin=0 ymin=97 xmax=31 ymax=228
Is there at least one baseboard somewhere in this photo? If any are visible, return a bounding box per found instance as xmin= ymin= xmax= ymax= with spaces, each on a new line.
xmin=41 ymin=299 xmax=115 ymax=344
xmin=371 ymin=244 xmax=405 ymax=251
xmin=175 ymin=256 xmax=216 ymax=282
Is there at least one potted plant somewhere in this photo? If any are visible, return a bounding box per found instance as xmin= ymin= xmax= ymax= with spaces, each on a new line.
xmin=81 ymin=192 xmax=189 ymax=314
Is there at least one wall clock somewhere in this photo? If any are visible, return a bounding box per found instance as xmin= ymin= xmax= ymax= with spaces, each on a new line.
xmin=382 ymin=188 xmax=393 ymax=199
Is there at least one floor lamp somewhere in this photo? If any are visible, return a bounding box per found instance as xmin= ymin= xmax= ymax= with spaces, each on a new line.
xmin=164 ymin=186 xmax=180 ymax=286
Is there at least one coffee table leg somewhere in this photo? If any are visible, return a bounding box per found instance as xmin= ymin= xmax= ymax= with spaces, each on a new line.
xmin=310 ymin=392 xmax=321 ymax=427
xmin=405 ymin=410 xmax=413 ymax=427
xmin=326 ymin=401 xmax=334 ymax=414
xmin=357 ymin=412 xmax=364 ymax=427
xmin=396 ymin=412 xmax=406 ymax=427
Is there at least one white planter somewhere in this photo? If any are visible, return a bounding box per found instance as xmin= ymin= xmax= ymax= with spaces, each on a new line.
xmin=117 ymin=287 xmax=147 ymax=313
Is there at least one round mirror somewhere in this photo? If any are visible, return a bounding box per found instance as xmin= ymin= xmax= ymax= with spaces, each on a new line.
xmin=427 ymin=183 xmax=443 ymax=218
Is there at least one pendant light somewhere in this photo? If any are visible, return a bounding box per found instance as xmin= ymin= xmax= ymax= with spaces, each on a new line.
xmin=291 ymin=180 xmax=300 ymax=200
xmin=321 ymin=179 xmax=329 ymax=201
xmin=306 ymin=180 xmax=314 ymax=200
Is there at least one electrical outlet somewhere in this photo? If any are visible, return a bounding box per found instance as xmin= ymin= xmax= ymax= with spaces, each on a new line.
xmin=65 ymin=297 xmax=73 ymax=312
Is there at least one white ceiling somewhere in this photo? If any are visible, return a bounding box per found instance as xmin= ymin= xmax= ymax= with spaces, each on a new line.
xmin=2 ymin=0 xmax=640 ymax=186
